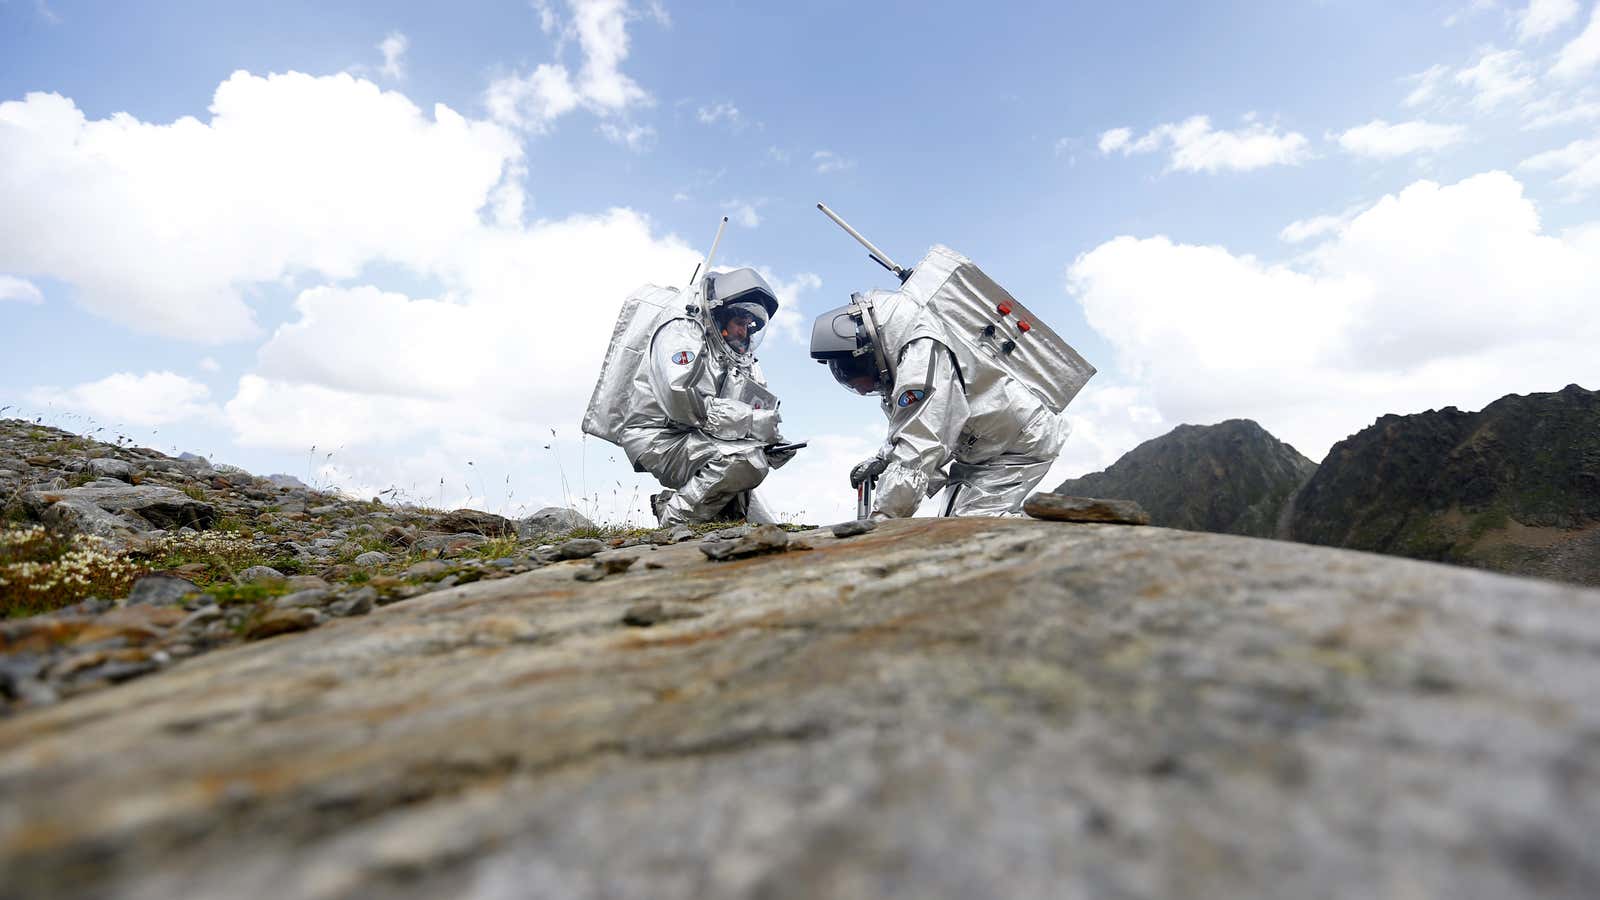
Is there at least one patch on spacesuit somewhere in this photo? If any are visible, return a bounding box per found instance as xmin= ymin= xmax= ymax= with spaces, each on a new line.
xmin=671 ymin=350 xmax=696 ymax=366
xmin=897 ymin=388 xmax=927 ymax=408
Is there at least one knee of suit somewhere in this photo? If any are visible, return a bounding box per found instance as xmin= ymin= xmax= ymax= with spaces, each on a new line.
xmin=714 ymin=450 xmax=769 ymax=493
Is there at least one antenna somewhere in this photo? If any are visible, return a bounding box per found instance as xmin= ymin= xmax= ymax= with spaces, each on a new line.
xmin=816 ymin=202 xmax=910 ymax=281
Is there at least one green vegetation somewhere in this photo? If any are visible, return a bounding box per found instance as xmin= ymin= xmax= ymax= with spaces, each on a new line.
xmin=0 ymin=524 xmax=143 ymax=618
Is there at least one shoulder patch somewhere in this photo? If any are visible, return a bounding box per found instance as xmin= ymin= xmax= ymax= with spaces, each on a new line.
xmin=671 ymin=350 xmax=696 ymax=366
xmin=897 ymin=388 xmax=927 ymax=408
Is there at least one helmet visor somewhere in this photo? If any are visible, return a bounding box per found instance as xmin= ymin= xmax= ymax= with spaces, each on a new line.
xmin=715 ymin=301 xmax=769 ymax=355
xmin=828 ymin=355 xmax=882 ymax=396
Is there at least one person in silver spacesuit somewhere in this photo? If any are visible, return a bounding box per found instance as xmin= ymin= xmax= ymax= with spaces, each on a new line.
xmin=809 ymin=284 xmax=1075 ymax=519
xmin=610 ymin=268 xmax=795 ymax=525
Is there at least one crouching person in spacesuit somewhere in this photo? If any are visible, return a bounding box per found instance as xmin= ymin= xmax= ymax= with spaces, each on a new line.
xmin=809 ymin=286 xmax=1076 ymax=519
xmin=613 ymin=269 xmax=795 ymax=526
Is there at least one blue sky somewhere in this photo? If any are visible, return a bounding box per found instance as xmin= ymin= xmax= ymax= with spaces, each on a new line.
xmin=3 ymin=0 xmax=1598 ymax=523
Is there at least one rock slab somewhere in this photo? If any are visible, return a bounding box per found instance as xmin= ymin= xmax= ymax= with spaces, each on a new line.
xmin=2 ymin=518 xmax=1598 ymax=900
xmin=1024 ymin=492 xmax=1151 ymax=525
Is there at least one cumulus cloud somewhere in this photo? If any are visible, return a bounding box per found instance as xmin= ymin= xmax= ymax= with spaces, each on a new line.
xmin=486 ymin=0 xmax=655 ymax=132
xmin=0 ymin=274 xmax=42 ymax=304
xmin=1336 ymin=119 xmax=1468 ymax=158
xmin=1097 ymin=127 xmax=1132 ymax=154
xmin=1455 ymin=48 xmax=1537 ymax=109
xmin=1517 ymin=0 xmax=1581 ymax=42
xmin=1551 ymin=2 xmax=1600 ymax=78
xmin=1067 ymin=171 xmax=1600 ymax=463
xmin=1099 ymin=115 xmax=1312 ymax=173
xmin=29 ymin=372 xmax=219 ymax=428
xmin=0 ymin=72 xmax=522 ymax=341
xmin=723 ymin=199 xmax=763 ymax=229
xmin=812 ymin=149 xmax=854 ymax=174
xmin=1520 ymin=136 xmax=1600 ymax=194
xmin=378 ymin=32 xmax=408 ymax=80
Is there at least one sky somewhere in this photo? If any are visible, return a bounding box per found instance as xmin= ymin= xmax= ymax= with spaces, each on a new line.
xmin=2 ymin=0 xmax=1598 ymax=525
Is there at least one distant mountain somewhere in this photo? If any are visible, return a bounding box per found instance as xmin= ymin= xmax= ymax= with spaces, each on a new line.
xmin=1288 ymin=384 xmax=1600 ymax=585
xmin=1054 ymin=419 xmax=1318 ymax=537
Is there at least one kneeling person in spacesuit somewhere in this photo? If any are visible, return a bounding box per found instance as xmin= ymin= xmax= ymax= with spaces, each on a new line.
xmin=616 ymin=268 xmax=794 ymax=526
xmin=810 ymin=289 xmax=1073 ymax=519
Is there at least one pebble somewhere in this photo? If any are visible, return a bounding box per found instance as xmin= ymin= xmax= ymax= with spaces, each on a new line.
xmin=353 ymin=550 xmax=391 ymax=566
xmin=1022 ymin=493 xmax=1151 ymax=526
xmin=555 ymin=538 xmax=607 ymax=560
xmin=125 ymin=574 xmax=201 ymax=607
xmin=245 ymin=609 xmax=324 ymax=641
xmin=404 ymin=560 xmax=451 ymax=579
xmin=831 ymin=518 xmax=879 ymax=538
xmin=621 ymin=601 xmax=705 ymax=627
xmin=239 ymin=566 xmax=286 ymax=584
xmin=699 ymin=524 xmax=791 ymax=561
xmin=328 ymin=588 xmax=376 ymax=618
xmin=574 ymin=555 xmax=637 ymax=582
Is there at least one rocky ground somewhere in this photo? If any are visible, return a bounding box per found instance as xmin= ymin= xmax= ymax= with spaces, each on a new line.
xmin=0 ymin=418 xmax=762 ymax=712
xmin=1 ymin=515 xmax=1598 ymax=899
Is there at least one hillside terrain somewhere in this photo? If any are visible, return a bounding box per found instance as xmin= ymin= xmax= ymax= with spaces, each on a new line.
xmin=1056 ymin=386 xmax=1600 ymax=586
xmin=1054 ymin=419 xmax=1316 ymax=538
xmin=1289 ymin=384 xmax=1600 ymax=585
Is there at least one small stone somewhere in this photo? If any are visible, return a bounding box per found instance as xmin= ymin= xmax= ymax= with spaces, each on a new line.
xmin=489 ymin=557 xmax=519 ymax=569
xmin=353 ymin=550 xmax=391 ymax=567
xmin=87 ymin=457 xmax=134 ymax=481
xmin=272 ymin=588 xmax=332 ymax=610
xmin=668 ymin=526 xmax=695 ymax=543
xmin=285 ymin=575 xmax=332 ymax=592
xmin=245 ymin=608 xmax=323 ymax=640
xmin=699 ymin=524 xmax=791 ymax=561
xmin=1022 ymin=493 xmax=1150 ymax=526
xmin=621 ymin=601 xmax=704 ymax=627
xmin=831 ymin=518 xmax=879 ymax=538
xmin=517 ymin=507 xmax=595 ymax=539
xmin=701 ymin=526 xmax=751 ymax=542
xmin=644 ymin=560 xmax=666 ymax=570
xmin=328 ymin=587 xmax=376 ymax=617
xmin=575 ymin=554 xmax=637 ymax=581
xmin=239 ymin=566 xmax=286 ymax=584
xmin=179 ymin=604 xmax=223 ymax=630
xmin=555 ymin=538 xmax=606 ymax=560
xmin=125 ymin=574 xmax=201 ymax=607
xmin=404 ymin=560 xmax=451 ymax=580
xmin=433 ymin=509 xmax=516 ymax=537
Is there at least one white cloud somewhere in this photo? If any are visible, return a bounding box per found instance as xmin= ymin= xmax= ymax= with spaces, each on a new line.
xmin=1517 ymin=0 xmax=1581 ymax=42
xmin=766 ymin=146 xmax=790 ymax=164
xmin=1279 ymin=210 xmax=1358 ymax=244
xmin=723 ymin=201 xmax=762 ymax=229
xmin=1101 ymin=115 xmax=1312 ymax=173
xmin=696 ymin=102 xmax=741 ymax=127
xmin=752 ymin=268 xmax=821 ymax=345
xmin=0 ymin=274 xmax=42 ymax=303
xmin=485 ymin=0 xmax=654 ymax=132
xmin=1067 ymin=171 xmax=1600 ymax=463
xmin=598 ymin=120 xmax=655 ymax=151
xmin=1521 ymin=94 xmax=1600 ymax=127
xmin=378 ymin=31 xmax=408 ymax=80
xmin=1097 ymin=127 xmax=1132 ymax=154
xmin=1551 ymin=3 xmax=1600 ymax=78
xmin=29 ymin=371 xmax=218 ymax=428
xmin=1520 ymin=136 xmax=1600 ymax=194
xmin=1403 ymin=64 xmax=1453 ymax=107
xmin=0 ymin=72 xmax=522 ymax=341
xmin=1455 ymin=48 xmax=1537 ymax=109
xmin=199 ymin=356 xmax=220 ymax=373
xmin=1336 ymin=119 xmax=1468 ymax=158
xmin=812 ymin=149 xmax=855 ymax=174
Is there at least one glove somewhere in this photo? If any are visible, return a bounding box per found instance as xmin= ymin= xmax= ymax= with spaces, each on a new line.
xmin=766 ymin=446 xmax=798 ymax=469
xmin=849 ymin=455 xmax=890 ymax=488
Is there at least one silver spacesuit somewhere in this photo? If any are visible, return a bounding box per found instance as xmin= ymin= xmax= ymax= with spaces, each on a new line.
xmin=809 ymin=245 xmax=1093 ymax=519
xmin=599 ymin=268 xmax=792 ymax=526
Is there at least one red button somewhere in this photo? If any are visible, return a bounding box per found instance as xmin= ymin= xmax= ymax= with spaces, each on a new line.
xmin=996 ymin=303 xmax=1012 ymax=316
xmin=1017 ymin=320 xmax=1031 ymax=333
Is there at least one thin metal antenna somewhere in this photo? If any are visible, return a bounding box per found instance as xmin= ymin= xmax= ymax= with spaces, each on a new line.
xmin=817 ymin=202 xmax=909 ymax=280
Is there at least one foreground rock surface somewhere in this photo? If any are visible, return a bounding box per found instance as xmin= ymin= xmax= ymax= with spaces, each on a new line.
xmin=2 ymin=518 xmax=1598 ymax=899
